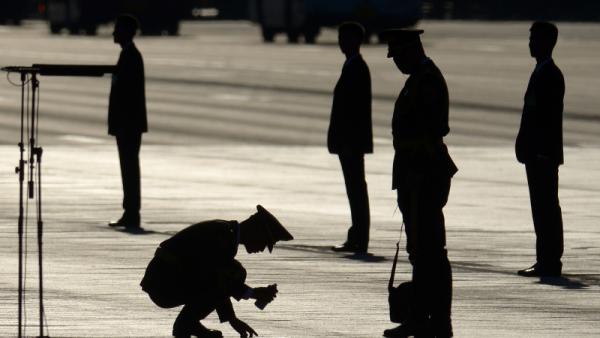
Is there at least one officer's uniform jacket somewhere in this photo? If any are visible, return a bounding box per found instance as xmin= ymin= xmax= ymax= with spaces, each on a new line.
xmin=515 ymin=59 xmax=564 ymax=165
xmin=108 ymin=42 xmax=148 ymax=136
xmin=392 ymin=59 xmax=457 ymax=189
xmin=327 ymin=54 xmax=373 ymax=154
xmin=141 ymin=220 xmax=249 ymax=322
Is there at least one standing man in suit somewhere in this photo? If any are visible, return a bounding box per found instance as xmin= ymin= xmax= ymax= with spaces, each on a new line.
xmin=108 ymin=15 xmax=148 ymax=230
xmin=382 ymin=29 xmax=457 ymax=338
xmin=140 ymin=205 xmax=293 ymax=338
xmin=516 ymin=22 xmax=565 ymax=278
xmin=328 ymin=22 xmax=373 ymax=255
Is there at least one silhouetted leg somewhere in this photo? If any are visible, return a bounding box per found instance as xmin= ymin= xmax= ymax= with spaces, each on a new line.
xmin=411 ymin=256 xmax=432 ymax=335
xmin=116 ymin=133 xmax=142 ymax=220
xmin=339 ymin=153 xmax=370 ymax=251
xmin=411 ymin=253 xmax=452 ymax=337
xmin=172 ymin=261 xmax=246 ymax=337
xmin=426 ymin=252 xmax=452 ymax=337
xmin=395 ymin=178 xmax=424 ymax=332
xmin=173 ymin=301 xmax=223 ymax=337
xmin=413 ymin=176 xmax=453 ymax=337
xmin=428 ymin=178 xmax=453 ymax=337
xmin=174 ymin=303 xmax=215 ymax=328
xmin=526 ymin=162 xmax=563 ymax=271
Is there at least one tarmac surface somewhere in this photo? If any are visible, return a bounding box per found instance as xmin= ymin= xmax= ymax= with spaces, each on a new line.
xmin=0 ymin=20 xmax=599 ymax=337
xmin=0 ymin=145 xmax=599 ymax=337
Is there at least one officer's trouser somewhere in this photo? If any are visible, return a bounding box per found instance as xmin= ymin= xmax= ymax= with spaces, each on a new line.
xmin=141 ymin=251 xmax=247 ymax=324
xmin=396 ymin=173 xmax=453 ymax=335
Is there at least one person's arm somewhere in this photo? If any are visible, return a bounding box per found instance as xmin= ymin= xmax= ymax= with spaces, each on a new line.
xmin=229 ymin=317 xmax=258 ymax=337
xmin=419 ymin=72 xmax=450 ymax=140
xmin=342 ymin=60 xmax=372 ymax=152
xmin=214 ymin=299 xmax=257 ymax=336
xmin=226 ymin=284 xmax=277 ymax=338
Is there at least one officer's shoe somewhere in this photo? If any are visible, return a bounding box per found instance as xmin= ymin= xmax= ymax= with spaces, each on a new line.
xmin=518 ymin=263 xmax=561 ymax=277
xmin=108 ymin=212 xmax=140 ymax=228
xmin=331 ymin=242 xmax=367 ymax=254
xmin=172 ymin=322 xmax=223 ymax=338
xmin=383 ymin=324 xmax=414 ymax=338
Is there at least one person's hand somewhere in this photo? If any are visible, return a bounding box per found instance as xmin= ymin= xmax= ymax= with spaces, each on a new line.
xmin=229 ymin=317 xmax=258 ymax=337
xmin=253 ymin=284 xmax=278 ymax=308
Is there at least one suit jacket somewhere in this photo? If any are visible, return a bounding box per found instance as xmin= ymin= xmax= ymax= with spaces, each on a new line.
xmin=327 ymin=54 xmax=373 ymax=154
xmin=392 ymin=59 xmax=457 ymax=188
xmin=108 ymin=42 xmax=148 ymax=136
xmin=141 ymin=220 xmax=249 ymax=322
xmin=515 ymin=59 xmax=564 ymax=165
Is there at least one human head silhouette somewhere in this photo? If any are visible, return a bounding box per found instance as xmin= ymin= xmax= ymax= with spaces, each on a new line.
xmin=338 ymin=22 xmax=365 ymax=57
xmin=529 ymin=21 xmax=558 ymax=60
xmin=239 ymin=205 xmax=293 ymax=254
xmin=382 ymin=29 xmax=426 ymax=75
xmin=113 ymin=14 xmax=139 ymax=46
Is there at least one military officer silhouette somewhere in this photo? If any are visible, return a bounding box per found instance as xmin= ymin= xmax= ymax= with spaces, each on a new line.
xmin=382 ymin=29 xmax=457 ymax=338
xmin=108 ymin=14 xmax=148 ymax=230
xmin=516 ymin=22 xmax=565 ymax=278
xmin=140 ymin=205 xmax=293 ymax=338
xmin=328 ymin=22 xmax=373 ymax=255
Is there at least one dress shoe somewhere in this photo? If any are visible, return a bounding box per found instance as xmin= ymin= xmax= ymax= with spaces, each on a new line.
xmin=172 ymin=322 xmax=223 ymax=338
xmin=518 ymin=264 xmax=561 ymax=277
xmin=108 ymin=213 xmax=140 ymax=228
xmin=383 ymin=324 xmax=415 ymax=338
xmin=331 ymin=243 xmax=367 ymax=254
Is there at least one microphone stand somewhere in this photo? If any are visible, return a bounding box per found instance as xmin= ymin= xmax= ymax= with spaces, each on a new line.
xmin=5 ymin=67 xmax=47 ymax=338
xmin=16 ymin=70 xmax=27 ymax=338
xmin=3 ymin=64 xmax=114 ymax=338
xmin=29 ymin=72 xmax=45 ymax=338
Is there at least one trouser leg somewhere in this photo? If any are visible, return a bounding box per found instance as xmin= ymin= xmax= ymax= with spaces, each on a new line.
xmin=525 ymin=163 xmax=563 ymax=270
xmin=412 ymin=254 xmax=452 ymax=336
xmin=416 ymin=252 xmax=452 ymax=337
xmin=420 ymin=177 xmax=452 ymax=336
xmin=174 ymin=302 xmax=215 ymax=327
xmin=173 ymin=261 xmax=247 ymax=335
xmin=339 ymin=153 xmax=370 ymax=250
xmin=116 ymin=134 xmax=142 ymax=216
xmin=397 ymin=175 xmax=453 ymax=336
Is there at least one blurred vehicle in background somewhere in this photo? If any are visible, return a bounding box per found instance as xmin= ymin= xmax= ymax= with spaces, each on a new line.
xmin=0 ymin=0 xmax=28 ymax=25
xmin=423 ymin=0 xmax=600 ymax=21
xmin=249 ymin=0 xmax=422 ymax=43
xmin=188 ymin=0 xmax=250 ymax=20
xmin=44 ymin=0 xmax=190 ymax=35
xmin=32 ymin=0 xmax=600 ymax=37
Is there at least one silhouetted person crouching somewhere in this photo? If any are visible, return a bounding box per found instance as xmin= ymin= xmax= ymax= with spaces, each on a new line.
xmin=382 ymin=29 xmax=457 ymax=338
xmin=328 ymin=22 xmax=373 ymax=255
xmin=107 ymin=15 xmax=148 ymax=230
xmin=140 ymin=205 xmax=293 ymax=338
xmin=516 ymin=22 xmax=565 ymax=278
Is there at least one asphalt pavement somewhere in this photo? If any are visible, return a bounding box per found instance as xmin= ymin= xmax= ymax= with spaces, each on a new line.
xmin=0 ymin=20 xmax=599 ymax=337
xmin=0 ymin=144 xmax=599 ymax=337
